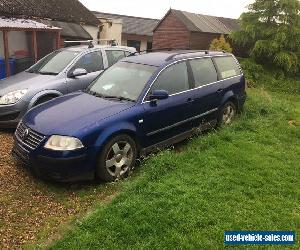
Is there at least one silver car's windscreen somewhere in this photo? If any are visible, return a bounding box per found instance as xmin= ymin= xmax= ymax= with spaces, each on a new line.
xmin=27 ymin=50 xmax=80 ymax=75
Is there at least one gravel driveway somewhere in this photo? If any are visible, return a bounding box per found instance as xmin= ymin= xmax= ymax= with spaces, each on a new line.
xmin=0 ymin=131 xmax=118 ymax=249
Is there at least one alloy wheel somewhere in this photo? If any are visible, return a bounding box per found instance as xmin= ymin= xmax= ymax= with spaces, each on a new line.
xmin=105 ymin=141 xmax=133 ymax=177
xmin=222 ymin=104 xmax=235 ymax=124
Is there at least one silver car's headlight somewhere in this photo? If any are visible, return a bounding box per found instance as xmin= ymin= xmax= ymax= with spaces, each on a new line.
xmin=44 ymin=135 xmax=84 ymax=151
xmin=0 ymin=89 xmax=28 ymax=105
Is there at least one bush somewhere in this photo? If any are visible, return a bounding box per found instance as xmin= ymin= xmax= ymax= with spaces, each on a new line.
xmin=209 ymin=35 xmax=233 ymax=53
xmin=230 ymin=0 xmax=300 ymax=75
xmin=239 ymin=58 xmax=300 ymax=95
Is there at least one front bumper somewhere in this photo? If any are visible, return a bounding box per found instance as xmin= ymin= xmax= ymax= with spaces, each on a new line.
xmin=0 ymin=100 xmax=29 ymax=128
xmin=12 ymin=139 xmax=96 ymax=182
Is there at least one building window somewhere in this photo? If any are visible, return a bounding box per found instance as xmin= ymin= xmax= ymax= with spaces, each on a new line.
xmin=127 ymin=40 xmax=141 ymax=52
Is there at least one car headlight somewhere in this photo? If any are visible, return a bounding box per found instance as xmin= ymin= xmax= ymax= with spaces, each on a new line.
xmin=44 ymin=135 xmax=84 ymax=151
xmin=0 ymin=89 xmax=28 ymax=105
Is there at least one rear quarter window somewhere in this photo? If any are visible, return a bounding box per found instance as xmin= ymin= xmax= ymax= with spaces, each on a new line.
xmin=214 ymin=56 xmax=241 ymax=79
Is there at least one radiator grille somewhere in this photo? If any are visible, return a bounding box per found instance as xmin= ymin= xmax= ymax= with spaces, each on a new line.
xmin=15 ymin=122 xmax=45 ymax=150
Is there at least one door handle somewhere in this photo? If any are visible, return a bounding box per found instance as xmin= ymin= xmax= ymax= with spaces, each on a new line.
xmin=187 ymin=98 xmax=194 ymax=103
xmin=217 ymin=89 xmax=224 ymax=93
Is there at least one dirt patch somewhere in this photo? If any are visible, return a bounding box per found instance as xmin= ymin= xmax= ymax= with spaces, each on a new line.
xmin=0 ymin=131 xmax=119 ymax=249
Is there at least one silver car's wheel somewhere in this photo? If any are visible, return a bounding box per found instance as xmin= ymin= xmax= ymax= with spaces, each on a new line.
xmin=97 ymin=134 xmax=137 ymax=182
xmin=105 ymin=141 xmax=133 ymax=177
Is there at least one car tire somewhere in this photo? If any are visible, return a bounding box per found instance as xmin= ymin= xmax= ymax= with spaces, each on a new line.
xmin=96 ymin=134 xmax=137 ymax=182
xmin=217 ymin=101 xmax=237 ymax=126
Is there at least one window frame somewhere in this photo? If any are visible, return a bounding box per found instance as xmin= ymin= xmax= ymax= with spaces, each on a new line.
xmin=69 ymin=50 xmax=104 ymax=74
xmin=145 ymin=61 xmax=193 ymax=100
xmin=105 ymin=50 xmax=127 ymax=67
xmin=141 ymin=55 xmax=243 ymax=104
xmin=212 ymin=55 xmax=242 ymax=80
xmin=186 ymin=57 xmax=219 ymax=89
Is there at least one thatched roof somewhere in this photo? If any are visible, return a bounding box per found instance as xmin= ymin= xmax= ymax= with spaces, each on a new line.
xmin=0 ymin=0 xmax=99 ymax=26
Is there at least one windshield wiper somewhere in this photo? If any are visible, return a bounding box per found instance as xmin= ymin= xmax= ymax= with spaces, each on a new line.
xmin=104 ymin=95 xmax=136 ymax=102
xmin=26 ymin=69 xmax=38 ymax=73
xmin=86 ymin=90 xmax=135 ymax=102
xmin=38 ymin=71 xmax=58 ymax=75
xmin=86 ymin=90 xmax=107 ymax=98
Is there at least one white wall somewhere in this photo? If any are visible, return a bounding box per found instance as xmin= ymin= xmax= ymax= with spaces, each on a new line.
xmin=0 ymin=31 xmax=29 ymax=58
xmin=99 ymin=18 xmax=122 ymax=45
xmin=82 ymin=25 xmax=99 ymax=41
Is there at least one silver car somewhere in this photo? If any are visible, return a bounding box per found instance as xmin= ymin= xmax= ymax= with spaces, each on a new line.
xmin=0 ymin=45 xmax=136 ymax=128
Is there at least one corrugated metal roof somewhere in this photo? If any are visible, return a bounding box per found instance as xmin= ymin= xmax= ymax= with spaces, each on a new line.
xmin=0 ymin=17 xmax=60 ymax=30
xmin=0 ymin=0 xmax=99 ymax=26
xmin=41 ymin=20 xmax=92 ymax=39
xmin=93 ymin=12 xmax=159 ymax=37
xmin=155 ymin=9 xmax=240 ymax=35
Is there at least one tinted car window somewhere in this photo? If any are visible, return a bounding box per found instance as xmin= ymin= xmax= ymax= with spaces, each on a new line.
xmin=73 ymin=51 xmax=103 ymax=73
xmin=190 ymin=58 xmax=218 ymax=87
xmin=106 ymin=50 xmax=126 ymax=67
xmin=214 ymin=56 xmax=241 ymax=79
xmin=151 ymin=62 xmax=189 ymax=95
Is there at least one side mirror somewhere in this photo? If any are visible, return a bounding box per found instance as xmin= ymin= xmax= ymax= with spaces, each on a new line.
xmin=68 ymin=68 xmax=87 ymax=78
xmin=149 ymin=90 xmax=169 ymax=101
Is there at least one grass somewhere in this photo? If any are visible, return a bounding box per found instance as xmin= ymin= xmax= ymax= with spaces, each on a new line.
xmin=49 ymin=75 xmax=300 ymax=248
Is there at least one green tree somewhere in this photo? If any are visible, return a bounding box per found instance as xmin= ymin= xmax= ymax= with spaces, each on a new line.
xmin=231 ymin=0 xmax=300 ymax=74
xmin=209 ymin=35 xmax=233 ymax=53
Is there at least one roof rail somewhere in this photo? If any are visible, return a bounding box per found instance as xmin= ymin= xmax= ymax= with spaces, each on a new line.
xmin=127 ymin=47 xmax=191 ymax=57
xmin=64 ymin=40 xmax=94 ymax=48
xmin=127 ymin=49 xmax=228 ymax=59
xmin=166 ymin=50 xmax=210 ymax=61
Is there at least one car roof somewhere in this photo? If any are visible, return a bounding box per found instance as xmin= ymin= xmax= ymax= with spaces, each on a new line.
xmin=63 ymin=45 xmax=136 ymax=53
xmin=123 ymin=50 xmax=232 ymax=67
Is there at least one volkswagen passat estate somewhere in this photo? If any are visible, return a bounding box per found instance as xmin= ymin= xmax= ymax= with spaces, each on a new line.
xmin=0 ymin=45 xmax=136 ymax=128
xmin=12 ymin=50 xmax=246 ymax=182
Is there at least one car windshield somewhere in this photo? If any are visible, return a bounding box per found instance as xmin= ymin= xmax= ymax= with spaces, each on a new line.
xmin=87 ymin=62 xmax=157 ymax=101
xmin=27 ymin=50 xmax=80 ymax=75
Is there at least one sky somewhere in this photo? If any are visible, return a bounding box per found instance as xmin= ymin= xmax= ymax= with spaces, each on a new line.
xmin=79 ymin=0 xmax=254 ymax=19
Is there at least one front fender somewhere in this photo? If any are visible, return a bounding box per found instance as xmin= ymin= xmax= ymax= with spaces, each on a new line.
xmin=86 ymin=122 xmax=138 ymax=164
xmin=94 ymin=122 xmax=138 ymax=148
xmin=28 ymin=90 xmax=63 ymax=110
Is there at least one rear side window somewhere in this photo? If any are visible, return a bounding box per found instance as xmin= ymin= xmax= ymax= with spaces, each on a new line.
xmin=214 ymin=56 xmax=241 ymax=79
xmin=151 ymin=62 xmax=189 ymax=95
xmin=106 ymin=50 xmax=126 ymax=67
xmin=189 ymin=58 xmax=218 ymax=87
xmin=73 ymin=51 xmax=103 ymax=73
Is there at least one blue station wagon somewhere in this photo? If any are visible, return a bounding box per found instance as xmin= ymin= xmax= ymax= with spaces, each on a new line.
xmin=12 ymin=50 xmax=246 ymax=182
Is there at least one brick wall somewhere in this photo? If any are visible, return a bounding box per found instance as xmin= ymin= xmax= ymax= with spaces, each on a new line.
xmin=153 ymin=12 xmax=190 ymax=50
